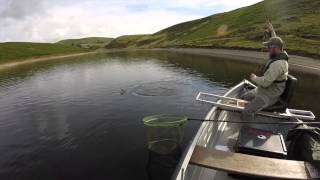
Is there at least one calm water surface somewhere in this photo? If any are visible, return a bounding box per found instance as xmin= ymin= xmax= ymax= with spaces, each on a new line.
xmin=0 ymin=51 xmax=319 ymax=180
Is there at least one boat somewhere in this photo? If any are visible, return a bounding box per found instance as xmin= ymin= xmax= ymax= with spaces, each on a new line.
xmin=171 ymin=79 xmax=318 ymax=180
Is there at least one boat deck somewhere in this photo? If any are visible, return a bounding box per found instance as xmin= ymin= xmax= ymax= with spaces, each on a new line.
xmin=185 ymin=111 xmax=297 ymax=180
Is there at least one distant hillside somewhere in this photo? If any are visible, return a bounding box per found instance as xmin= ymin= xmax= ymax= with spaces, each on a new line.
xmin=106 ymin=0 xmax=320 ymax=57
xmin=57 ymin=37 xmax=113 ymax=50
xmin=0 ymin=42 xmax=86 ymax=63
xmin=105 ymin=35 xmax=146 ymax=49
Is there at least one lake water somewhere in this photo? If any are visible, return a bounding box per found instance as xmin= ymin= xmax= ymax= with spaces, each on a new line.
xmin=0 ymin=50 xmax=319 ymax=180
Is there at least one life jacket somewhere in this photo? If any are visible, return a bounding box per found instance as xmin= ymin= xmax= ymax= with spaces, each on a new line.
xmin=261 ymin=51 xmax=289 ymax=83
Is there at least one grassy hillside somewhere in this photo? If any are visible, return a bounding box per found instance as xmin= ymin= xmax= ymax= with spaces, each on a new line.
xmin=0 ymin=42 xmax=87 ymax=63
xmin=105 ymin=35 xmax=147 ymax=48
xmin=57 ymin=37 xmax=113 ymax=50
xmin=105 ymin=0 xmax=320 ymax=57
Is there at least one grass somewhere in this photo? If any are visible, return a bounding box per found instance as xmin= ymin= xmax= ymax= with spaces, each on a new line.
xmin=0 ymin=37 xmax=115 ymax=64
xmin=0 ymin=42 xmax=87 ymax=64
xmin=2 ymin=0 xmax=319 ymax=64
xmin=56 ymin=37 xmax=113 ymax=50
xmin=105 ymin=35 xmax=147 ymax=48
xmin=105 ymin=0 xmax=320 ymax=57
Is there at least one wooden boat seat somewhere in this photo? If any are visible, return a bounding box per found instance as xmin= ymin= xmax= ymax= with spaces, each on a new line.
xmin=190 ymin=145 xmax=320 ymax=179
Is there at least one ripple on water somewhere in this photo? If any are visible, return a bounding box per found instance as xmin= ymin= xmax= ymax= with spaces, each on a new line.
xmin=131 ymin=80 xmax=185 ymax=97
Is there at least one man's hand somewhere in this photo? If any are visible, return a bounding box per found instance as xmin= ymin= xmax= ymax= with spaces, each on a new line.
xmin=238 ymin=100 xmax=248 ymax=108
xmin=266 ymin=21 xmax=276 ymax=37
xmin=267 ymin=21 xmax=274 ymax=31
xmin=250 ymin=73 xmax=257 ymax=81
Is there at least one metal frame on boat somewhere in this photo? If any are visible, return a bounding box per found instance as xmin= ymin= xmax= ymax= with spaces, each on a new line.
xmin=196 ymin=82 xmax=315 ymax=121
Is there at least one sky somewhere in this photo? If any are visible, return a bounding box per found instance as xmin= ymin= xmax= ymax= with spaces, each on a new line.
xmin=0 ymin=0 xmax=262 ymax=43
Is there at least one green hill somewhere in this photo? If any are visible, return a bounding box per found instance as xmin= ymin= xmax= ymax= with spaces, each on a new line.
xmin=57 ymin=37 xmax=113 ymax=50
xmin=105 ymin=0 xmax=320 ymax=57
xmin=0 ymin=42 xmax=87 ymax=63
xmin=0 ymin=37 xmax=114 ymax=64
xmin=104 ymin=35 xmax=146 ymax=49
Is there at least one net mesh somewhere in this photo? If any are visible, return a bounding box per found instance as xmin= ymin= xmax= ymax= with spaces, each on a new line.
xmin=143 ymin=114 xmax=187 ymax=154
xmin=143 ymin=114 xmax=187 ymax=127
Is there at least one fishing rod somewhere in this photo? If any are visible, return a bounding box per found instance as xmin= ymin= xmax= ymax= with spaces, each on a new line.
xmin=187 ymin=118 xmax=320 ymax=125
xmin=254 ymin=16 xmax=273 ymax=75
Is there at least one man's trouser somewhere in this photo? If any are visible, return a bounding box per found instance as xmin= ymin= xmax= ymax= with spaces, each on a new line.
xmin=240 ymin=89 xmax=269 ymax=122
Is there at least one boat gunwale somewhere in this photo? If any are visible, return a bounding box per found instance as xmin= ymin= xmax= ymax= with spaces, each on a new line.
xmin=171 ymin=80 xmax=248 ymax=180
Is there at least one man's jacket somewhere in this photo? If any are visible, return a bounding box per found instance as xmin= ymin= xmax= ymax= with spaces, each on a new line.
xmin=251 ymin=51 xmax=289 ymax=106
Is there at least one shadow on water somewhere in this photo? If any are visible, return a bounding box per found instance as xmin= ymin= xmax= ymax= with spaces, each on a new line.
xmin=146 ymin=147 xmax=182 ymax=180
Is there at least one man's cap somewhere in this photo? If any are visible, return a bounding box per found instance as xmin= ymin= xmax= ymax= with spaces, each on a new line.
xmin=263 ymin=36 xmax=284 ymax=48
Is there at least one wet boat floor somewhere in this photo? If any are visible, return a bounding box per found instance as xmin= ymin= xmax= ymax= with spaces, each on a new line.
xmin=213 ymin=111 xmax=297 ymax=152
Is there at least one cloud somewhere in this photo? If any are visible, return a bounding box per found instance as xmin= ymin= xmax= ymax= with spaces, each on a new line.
xmin=0 ymin=0 xmax=47 ymax=19
xmin=0 ymin=0 xmax=262 ymax=42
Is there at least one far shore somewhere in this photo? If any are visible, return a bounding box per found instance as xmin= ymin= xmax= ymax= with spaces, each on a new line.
xmin=0 ymin=52 xmax=97 ymax=70
xmin=1 ymin=48 xmax=320 ymax=75
xmin=152 ymin=48 xmax=320 ymax=75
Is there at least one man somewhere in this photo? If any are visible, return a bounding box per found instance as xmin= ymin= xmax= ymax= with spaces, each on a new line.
xmin=241 ymin=22 xmax=289 ymax=121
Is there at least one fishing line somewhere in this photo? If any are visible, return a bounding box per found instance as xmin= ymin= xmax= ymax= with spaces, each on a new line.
xmin=187 ymin=118 xmax=320 ymax=125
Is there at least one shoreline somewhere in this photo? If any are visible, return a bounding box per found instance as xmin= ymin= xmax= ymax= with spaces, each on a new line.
xmin=0 ymin=49 xmax=135 ymax=70
xmin=0 ymin=52 xmax=98 ymax=70
xmin=150 ymin=48 xmax=320 ymax=75
xmin=1 ymin=48 xmax=320 ymax=75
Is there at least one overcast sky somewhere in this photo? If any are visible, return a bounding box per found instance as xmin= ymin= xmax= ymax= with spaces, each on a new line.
xmin=0 ymin=0 xmax=262 ymax=43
